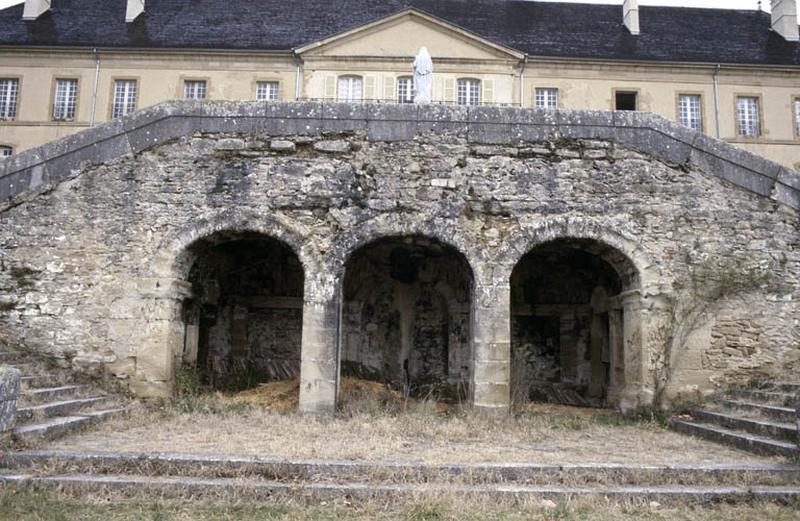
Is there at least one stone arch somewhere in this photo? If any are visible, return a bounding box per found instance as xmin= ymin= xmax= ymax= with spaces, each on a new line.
xmin=327 ymin=214 xmax=483 ymax=283
xmin=502 ymin=218 xmax=658 ymax=410
xmin=150 ymin=209 xmax=321 ymax=281
xmin=496 ymin=217 xmax=661 ymax=294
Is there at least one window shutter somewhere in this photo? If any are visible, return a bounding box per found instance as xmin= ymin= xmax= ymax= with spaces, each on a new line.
xmin=364 ymin=75 xmax=377 ymax=102
xmin=483 ymin=79 xmax=494 ymax=105
xmin=324 ymin=75 xmax=336 ymax=100
xmin=383 ymin=77 xmax=395 ymax=102
xmin=443 ymin=78 xmax=455 ymax=103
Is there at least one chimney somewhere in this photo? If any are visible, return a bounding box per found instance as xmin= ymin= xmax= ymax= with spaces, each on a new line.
xmin=623 ymin=0 xmax=640 ymax=35
xmin=22 ymin=0 xmax=51 ymax=20
xmin=126 ymin=0 xmax=145 ymax=22
xmin=771 ymin=0 xmax=799 ymax=41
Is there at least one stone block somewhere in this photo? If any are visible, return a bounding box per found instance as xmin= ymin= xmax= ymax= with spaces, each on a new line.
xmin=472 ymin=382 xmax=510 ymax=410
xmin=298 ymin=378 xmax=336 ymax=415
xmin=270 ymin=140 xmax=296 ymax=153
xmin=313 ymin=140 xmax=351 ymax=154
xmin=0 ymin=367 xmax=21 ymax=433
xmin=557 ymin=110 xmax=616 ymax=141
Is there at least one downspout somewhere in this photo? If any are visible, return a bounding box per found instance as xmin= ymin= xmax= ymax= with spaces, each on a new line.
xmin=712 ymin=63 xmax=721 ymax=139
xmin=519 ymin=55 xmax=528 ymax=107
xmin=293 ymin=51 xmax=303 ymax=101
xmin=89 ymin=48 xmax=100 ymax=127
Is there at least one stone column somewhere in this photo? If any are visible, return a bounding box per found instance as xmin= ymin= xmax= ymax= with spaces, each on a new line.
xmin=298 ymin=277 xmax=339 ymax=415
xmin=131 ymin=278 xmax=193 ymax=398
xmin=472 ymin=282 xmax=511 ymax=415
xmin=607 ymin=308 xmax=625 ymax=404
xmin=619 ymin=291 xmax=646 ymax=412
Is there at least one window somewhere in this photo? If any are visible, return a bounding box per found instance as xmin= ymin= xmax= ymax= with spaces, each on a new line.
xmin=615 ymin=91 xmax=637 ymax=111
xmin=0 ymin=79 xmax=19 ymax=120
xmin=457 ymin=78 xmax=481 ymax=106
xmin=0 ymin=146 xmax=11 ymax=158
xmin=535 ymin=88 xmax=558 ymax=109
xmin=256 ymin=81 xmax=279 ymax=101
xmin=397 ymin=77 xmax=414 ymax=104
xmin=53 ymin=79 xmax=78 ymax=121
xmin=337 ymin=76 xmax=362 ymax=102
xmin=794 ymin=98 xmax=800 ymax=138
xmin=184 ymin=80 xmax=207 ymax=100
xmin=112 ymin=79 xmax=137 ymax=119
xmin=736 ymin=96 xmax=760 ymax=137
xmin=678 ymin=94 xmax=702 ymax=131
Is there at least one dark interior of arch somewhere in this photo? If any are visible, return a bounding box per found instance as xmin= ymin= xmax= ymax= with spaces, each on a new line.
xmin=181 ymin=233 xmax=304 ymax=390
xmin=341 ymin=236 xmax=472 ymax=402
xmin=510 ymin=238 xmax=631 ymax=408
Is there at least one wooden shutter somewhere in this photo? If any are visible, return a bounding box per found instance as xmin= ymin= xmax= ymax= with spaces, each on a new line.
xmin=443 ymin=78 xmax=455 ymax=103
xmin=482 ymin=79 xmax=494 ymax=104
xmin=383 ymin=76 xmax=395 ymax=102
xmin=364 ymin=75 xmax=377 ymax=102
xmin=324 ymin=75 xmax=336 ymax=100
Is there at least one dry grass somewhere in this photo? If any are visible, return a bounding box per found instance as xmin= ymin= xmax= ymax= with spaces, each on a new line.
xmin=47 ymin=380 xmax=783 ymax=466
xmin=1 ymin=488 xmax=799 ymax=521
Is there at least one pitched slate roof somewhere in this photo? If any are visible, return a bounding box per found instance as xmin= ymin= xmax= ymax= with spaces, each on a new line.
xmin=0 ymin=0 xmax=798 ymax=66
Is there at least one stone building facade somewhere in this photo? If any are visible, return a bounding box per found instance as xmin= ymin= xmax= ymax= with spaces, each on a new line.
xmin=0 ymin=102 xmax=797 ymax=414
xmin=1 ymin=0 xmax=800 ymax=169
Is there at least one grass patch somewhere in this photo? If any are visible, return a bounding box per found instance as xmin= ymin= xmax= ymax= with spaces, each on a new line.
xmin=1 ymin=488 xmax=799 ymax=521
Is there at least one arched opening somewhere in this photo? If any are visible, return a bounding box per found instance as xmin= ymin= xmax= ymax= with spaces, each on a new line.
xmin=510 ymin=238 xmax=639 ymax=408
xmin=340 ymin=236 xmax=473 ymax=403
xmin=180 ymin=231 xmax=304 ymax=391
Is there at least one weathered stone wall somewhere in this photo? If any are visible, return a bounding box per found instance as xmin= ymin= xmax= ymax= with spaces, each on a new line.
xmin=0 ymin=102 xmax=797 ymax=413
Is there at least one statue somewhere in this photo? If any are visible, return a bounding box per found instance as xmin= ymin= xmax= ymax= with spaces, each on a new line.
xmin=413 ymin=47 xmax=433 ymax=104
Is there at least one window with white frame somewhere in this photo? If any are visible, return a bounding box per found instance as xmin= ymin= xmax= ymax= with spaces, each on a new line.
xmin=736 ymin=96 xmax=760 ymax=137
xmin=678 ymin=94 xmax=702 ymax=131
xmin=0 ymin=145 xmax=11 ymax=158
xmin=794 ymin=98 xmax=800 ymax=137
xmin=457 ymin=78 xmax=481 ymax=106
xmin=184 ymin=80 xmax=207 ymax=100
xmin=397 ymin=77 xmax=414 ymax=104
xmin=0 ymin=79 xmax=19 ymax=120
xmin=256 ymin=81 xmax=279 ymax=101
xmin=112 ymin=79 xmax=137 ymax=119
xmin=337 ymin=76 xmax=362 ymax=102
xmin=53 ymin=79 xmax=78 ymax=121
xmin=535 ymin=88 xmax=558 ymax=109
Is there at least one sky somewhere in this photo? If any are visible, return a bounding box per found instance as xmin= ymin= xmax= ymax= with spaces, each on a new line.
xmin=0 ymin=0 xmax=789 ymax=16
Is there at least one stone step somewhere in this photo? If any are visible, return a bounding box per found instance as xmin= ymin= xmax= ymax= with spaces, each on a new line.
xmin=727 ymin=389 xmax=795 ymax=407
xmin=23 ymin=385 xmax=87 ymax=403
xmin=15 ymin=397 xmax=109 ymax=423
xmin=0 ymin=472 xmax=798 ymax=504
xmin=671 ymin=419 xmax=798 ymax=459
xmin=12 ymin=408 xmax=127 ymax=443
xmin=715 ymin=399 xmax=796 ymax=423
xmin=690 ymin=409 xmax=798 ymax=444
xmin=19 ymin=375 xmax=60 ymax=389
xmin=4 ymin=450 xmax=799 ymax=487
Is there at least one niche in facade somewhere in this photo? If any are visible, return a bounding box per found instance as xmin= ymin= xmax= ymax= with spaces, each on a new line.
xmin=341 ymin=236 xmax=472 ymax=401
xmin=181 ymin=233 xmax=304 ymax=390
xmin=511 ymin=238 xmax=631 ymax=407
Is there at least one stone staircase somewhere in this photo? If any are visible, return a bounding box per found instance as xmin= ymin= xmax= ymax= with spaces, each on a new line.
xmin=1 ymin=450 xmax=799 ymax=504
xmin=1 ymin=351 xmax=128 ymax=445
xmin=671 ymin=381 xmax=800 ymax=459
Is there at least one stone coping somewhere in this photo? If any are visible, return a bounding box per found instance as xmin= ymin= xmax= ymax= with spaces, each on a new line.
xmin=0 ymin=101 xmax=798 ymax=210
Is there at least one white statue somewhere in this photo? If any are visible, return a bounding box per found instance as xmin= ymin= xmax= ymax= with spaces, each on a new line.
xmin=413 ymin=47 xmax=433 ymax=104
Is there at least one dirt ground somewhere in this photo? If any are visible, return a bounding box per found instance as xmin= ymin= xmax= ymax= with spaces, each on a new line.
xmin=45 ymin=378 xmax=785 ymax=466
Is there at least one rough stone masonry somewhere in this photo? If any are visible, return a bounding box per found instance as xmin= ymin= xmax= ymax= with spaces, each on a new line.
xmin=0 ymin=102 xmax=797 ymax=415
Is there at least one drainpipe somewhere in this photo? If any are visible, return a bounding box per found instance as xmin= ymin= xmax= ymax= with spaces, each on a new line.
xmin=293 ymin=51 xmax=303 ymax=101
xmin=89 ymin=48 xmax=100 ymax=127
xmin=519 ymin=55 xmax=528 ymax=107
xmin=712 ymin=63 xmax=721 ymax=139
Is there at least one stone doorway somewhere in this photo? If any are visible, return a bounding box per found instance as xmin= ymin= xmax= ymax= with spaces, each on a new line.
xmin=340 ymin=236 xmax=473 ymax=402
xmin=180 ymin=232 xmax=304 ymax=391
xmin=510 ymin=238 xmax=637 ymax=408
